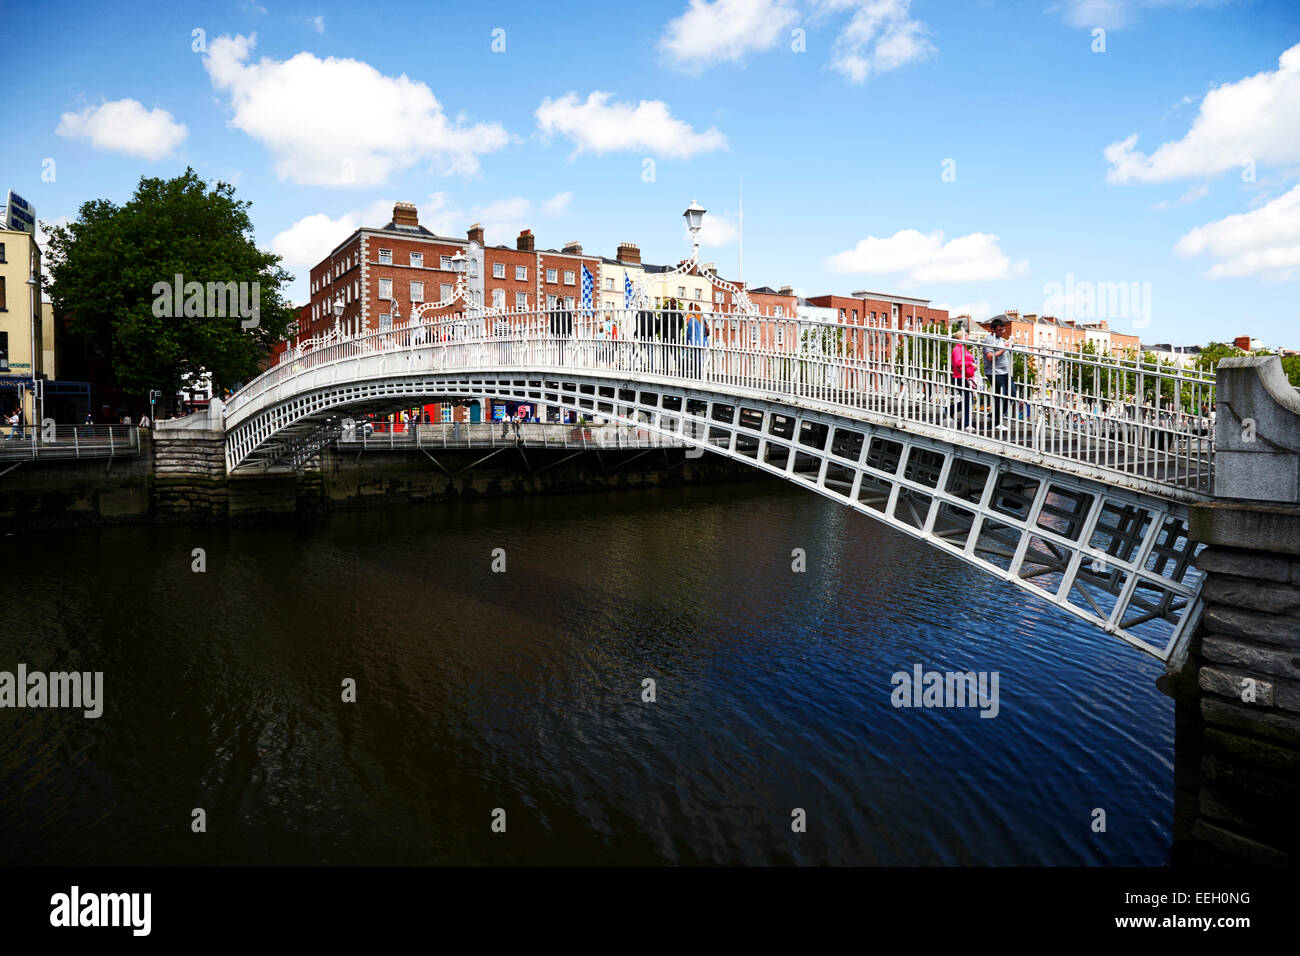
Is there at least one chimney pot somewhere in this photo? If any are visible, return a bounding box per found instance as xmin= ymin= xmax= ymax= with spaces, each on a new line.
xmin=392 ymin=202 xmax=419 ymax=228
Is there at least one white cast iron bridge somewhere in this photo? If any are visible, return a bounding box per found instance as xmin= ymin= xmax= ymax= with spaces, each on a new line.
xmin=222 ymin=308 xmax=1217 ymax=665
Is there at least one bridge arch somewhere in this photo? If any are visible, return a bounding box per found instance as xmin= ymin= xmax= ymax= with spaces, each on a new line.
xmin=225 ymin=332 xmax=1207 ymax=663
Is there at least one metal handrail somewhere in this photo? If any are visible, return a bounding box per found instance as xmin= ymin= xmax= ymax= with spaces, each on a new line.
xmin=0 ymin=424 xmax=142 ymax=462
xmin=227 ymin=307 xmax=1216 ymax=493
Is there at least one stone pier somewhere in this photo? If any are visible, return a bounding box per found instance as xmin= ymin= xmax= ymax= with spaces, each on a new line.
xmin=1174 ymin=356 xmax=1300 ymax=865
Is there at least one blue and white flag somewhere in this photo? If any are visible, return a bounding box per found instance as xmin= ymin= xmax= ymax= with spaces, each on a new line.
xmin=581 ymin=265 xmax=594 ymax=316
xmin=624 ymin=272 xmax=634 ymax=308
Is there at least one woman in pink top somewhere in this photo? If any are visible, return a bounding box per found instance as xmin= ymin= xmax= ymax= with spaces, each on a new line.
xmin=949 ymin=328 xmax=977 ymax=429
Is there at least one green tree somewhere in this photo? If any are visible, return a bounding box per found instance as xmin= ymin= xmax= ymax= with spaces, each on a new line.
xmin=1282 ymin=354 xmax=1300 ymax=388
xmin=1194 ymin=341 xmax=1246 ymax=375
xmin=44 ymin=168 xmax=294 ymax=399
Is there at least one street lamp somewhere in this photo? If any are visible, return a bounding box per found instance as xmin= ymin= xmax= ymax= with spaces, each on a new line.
xmin=684 ymin=200 xmax=706 ymax=260
xmin=332 ymin=294 xmax=345 ymax=335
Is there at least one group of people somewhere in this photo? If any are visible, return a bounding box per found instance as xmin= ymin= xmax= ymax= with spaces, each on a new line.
xmin=947 ymin=316 xmax=1016 ymax=432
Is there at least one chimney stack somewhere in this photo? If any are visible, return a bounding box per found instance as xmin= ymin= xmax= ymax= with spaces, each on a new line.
xmin=561 ymin=240 xmax=583 ymax=255
xmin=517 ymin=229 xmax=534 ymax=252
xmin=616 ymin=242 xmax=641 ymax=265
xmin=392 ymin=202 xmax=419 ymax=229
xmin=778 ymin=285 xmax=794 ymax=297
xmin=467 ymin=222 xmax=485 ymax=247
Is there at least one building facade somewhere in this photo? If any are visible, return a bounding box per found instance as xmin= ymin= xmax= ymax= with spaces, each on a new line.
xmin=0 ymin=225 xmax=46 ymax=425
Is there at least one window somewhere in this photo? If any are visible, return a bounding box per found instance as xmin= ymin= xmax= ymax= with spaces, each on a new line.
xmin=892 ymin=304 xmax=899 ymax=320
xmin=694 ymin=288 xmax=702 ymax=300
xmin=563 ymin=270 xmax=575 ymax=285
xmin=0 ymin=331 xmax=7 ymax=370
xmin=515 ymin=292 xmax=528 ymax=310
xmin=441 ymin=283 xmax=453 ymax=300
xmin=775 ymin=305 xmax=784 ymax=318
xmin=851 ymin=309 xmax=858 ymax=322
xmin=546 ymin=268 xmax=558 ymax=283
xmin=677 ymin=286 xmax=686 ymax=297
xmin=776 ymin=326 xmax=785 ymax=346
xmin=378 ymin=249 xmax=392 ymax=264
xmin=378 ymin=278 xmax=393 ymax=300
xmin=441 ymin=256 xmax=453 ymax=269
xmin=0 ymin=242 xmax=6 ymax=262
xmin=411 ymin=252 xmax=423 ymax=268
xmin=564 ymin=296 xmax=575 ymax=309
xmin=469 ymin=258 xmax=478 ymax=277
xmin=751 ymin=324 xmax=759 ymax=347
xmin=441 ymin=405 xmax=452 ymax=423
xmin=516 ymin=265 xmax=527 ymax=281
xmin=605 ymin=277 xmax=614 ymax=291
xmin=715 ymin=292 xmax=724 ymax=304
xmin=839 ymin=308 xmax=845 ymax=319
xmin=547 ymin=294 xmax=558 ymax=309
xmin=493 ymin=262 xmax=505 ymax=279
xmin=379 ymin=313 xmax=392 ymax=328
xmin=410 ymin=281 xmax=424 ymax=303
xmin=492 ymin=288 xmax=505 ymax=309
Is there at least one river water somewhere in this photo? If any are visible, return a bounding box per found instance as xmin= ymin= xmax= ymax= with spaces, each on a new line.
xmin=0 ymin=481 xmax=1172 ymax=865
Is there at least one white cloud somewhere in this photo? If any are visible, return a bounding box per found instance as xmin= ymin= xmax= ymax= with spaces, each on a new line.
xmin=35 ymin=216 xmax=73 ymax=263
xmin=270 ymin=199 xmax=397 ymax=269
xmin=203 ymin=33 xmax=509 ymax=186
xmin=272 ymin=190 xmax=576 ymax=272
xmin=55 ymin=99 xmax=187 ymax=160
xmin=933 ymin=300 xmax=994 ymax=320
xmin=691 ymin=211 xmax=740 ymax=246
xmin=1175 ymin=183 xmax=1300 ymax=280
xmin=1149 ymin=183 xmax=1210 ymax=210
xmin=536 ymin=91 xmax=727 ymax=159
xmin=816 ymin=0 xmax=936 ymax=82
xmin=541 ymin=191 xmax=573 ymax=216
xmin=308 ymin=15 xmax=325 ymax=33
xmin=1105 ymin=43 xmax=1300 ymax=184
xmin=825 ymin=229 xmax=1027 ymax=283
xmin=659 ymin=0 xmax=800 ymax=72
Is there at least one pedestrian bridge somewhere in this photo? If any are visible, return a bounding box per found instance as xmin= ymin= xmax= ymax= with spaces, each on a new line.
xmin=223 ymin=309 xmax=1219 ymax=664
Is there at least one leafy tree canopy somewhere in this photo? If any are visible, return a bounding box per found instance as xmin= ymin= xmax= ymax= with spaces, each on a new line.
xmin=43 ymin=168 xmax=294 ymax=398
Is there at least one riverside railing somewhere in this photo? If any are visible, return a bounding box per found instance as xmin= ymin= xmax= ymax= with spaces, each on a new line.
xmin=0 ymin=424 xmax=142 ymax=463
xmin=347 ymin=421 xmax=690 ymax=452
xmin=230 ymin=307 xmax=1216 ymax=496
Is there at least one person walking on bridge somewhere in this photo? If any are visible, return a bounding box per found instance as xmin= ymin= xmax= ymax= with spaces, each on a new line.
xmin=982 ymin=316 xmax=1014 ymax=434
xmin=949 ymin=328 xmax=977 ymax=429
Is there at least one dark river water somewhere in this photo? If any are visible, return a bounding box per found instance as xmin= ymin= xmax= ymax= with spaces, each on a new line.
xmin=0 ymin=481 xmax=1173 ymax=865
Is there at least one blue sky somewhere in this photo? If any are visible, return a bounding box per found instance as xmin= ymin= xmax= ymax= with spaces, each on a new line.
xmin=4 ymin=0 xmax=1299 ymax=345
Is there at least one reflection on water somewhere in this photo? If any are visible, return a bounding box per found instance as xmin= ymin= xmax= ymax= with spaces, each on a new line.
xmin=0 ymin=481 xmax=1171 ymax=865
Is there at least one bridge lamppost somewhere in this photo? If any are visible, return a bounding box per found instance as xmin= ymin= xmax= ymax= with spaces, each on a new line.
xmin=332 ymin=294 xmax=344 ymax=335
xmin=684 ymin=200 xmax=706 ymax=261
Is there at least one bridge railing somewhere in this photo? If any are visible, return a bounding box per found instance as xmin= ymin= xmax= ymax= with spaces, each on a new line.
xmin=232 ymin=308 xmax=1215 ymax=494
xmin=0 ymin=424 xmax=143 ymax=463
xmin=346 ymin=421 xmax=688 ymax=451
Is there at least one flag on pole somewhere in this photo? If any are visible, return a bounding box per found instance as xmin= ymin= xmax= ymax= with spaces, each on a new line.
xmin=581 ymin=265 xmax=594 ymax=317
xmin=624 ymin=272 xmax=634 ymax=308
